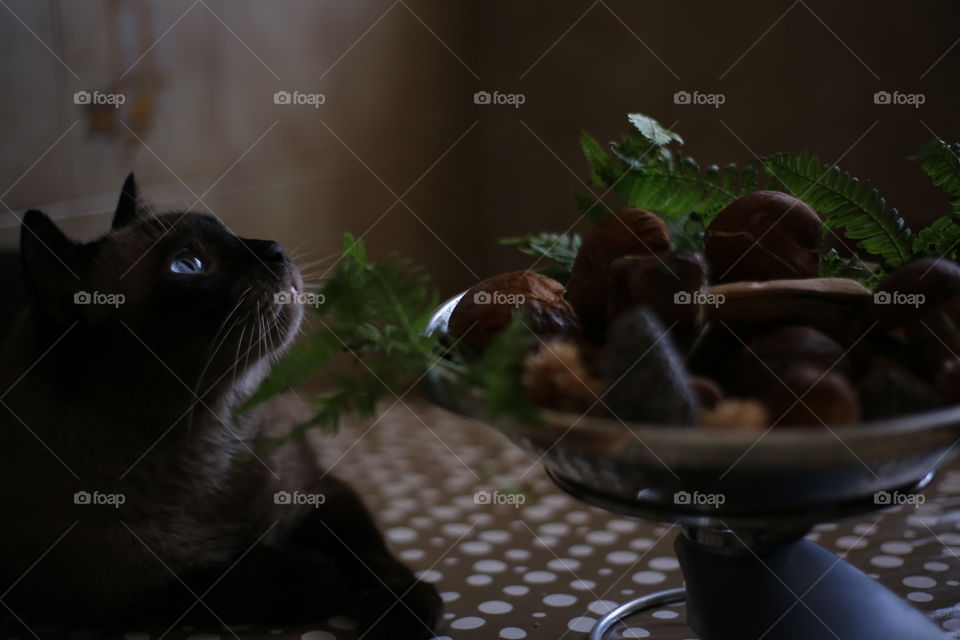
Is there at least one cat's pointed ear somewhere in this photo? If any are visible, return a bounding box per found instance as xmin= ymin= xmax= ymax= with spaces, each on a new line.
xmin=112 ymin=173 xmax=144 ymax=230
xmin=21 ymin=210 xmax=81 ymax=319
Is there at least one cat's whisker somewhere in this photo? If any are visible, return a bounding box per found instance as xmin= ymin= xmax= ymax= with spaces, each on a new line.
xmin=195 ymin=288 xmax=252 ymax=398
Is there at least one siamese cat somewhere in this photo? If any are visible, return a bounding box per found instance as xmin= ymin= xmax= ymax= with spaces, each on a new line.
xmin=0 ymin=176 xmax=441 ymax=639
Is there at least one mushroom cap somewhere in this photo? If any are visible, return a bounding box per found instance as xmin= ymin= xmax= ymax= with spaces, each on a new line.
xmin=448 ymin=270 xmax=580 ymax=352
xmin=705 ymin=190 xmax=822 ymax=284
xmin=566 ymin=208 xmax=670 ymax=342
xmin=874 ymin=258 xmax=960 ymax=326
xmin=705 ymin=277 xmax=872 ymax=341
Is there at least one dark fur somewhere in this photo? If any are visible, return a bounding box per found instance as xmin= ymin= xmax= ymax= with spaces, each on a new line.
xmin=0 ymin=176 xmax=441 ymax=638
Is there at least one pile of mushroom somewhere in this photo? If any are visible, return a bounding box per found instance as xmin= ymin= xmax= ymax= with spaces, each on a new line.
xmin=446 ymin=191 xmax=960 ymax=430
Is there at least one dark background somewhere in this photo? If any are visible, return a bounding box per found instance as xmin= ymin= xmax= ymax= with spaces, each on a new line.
xmin=0 ymin=0 xmax=957 ymax=295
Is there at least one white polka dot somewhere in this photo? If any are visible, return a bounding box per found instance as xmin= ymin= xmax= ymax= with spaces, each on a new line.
xmin=124 ymin=635 xmax=149 ymax=640
xmin=599 ymin=568 xmax=613 ymax=575
xmin=524 ymin=570 xmax=557 ymax=584
xmin=632 ymin=571 xmax=666 ymax=585
xmin=547 ymin=558 xmax=581 ymax=572
xmin=606 ymin=550 xmax=639 ymax=565
xmin=571 ymin=579 xmax=596 ymax=591
xmin=588 ymin=600 xmax=619 ymax=615
xmin=565 ymin=511 xmax=591 ymax=524
xmin=880 ymin=541 xmax=913 ymax=555
xmin=836 ymin=536 xmax=868 ymax=550
xmin=937 ymin=532 xmax=960 ymax=545
xmin=451 ymin=617 xmax=486 ymax=630
xmin=652 ymin=609 xmax=680 ymax=619
xmin=543 ymin=593 xmax=577 ymax=607
xmin=534 ymin=535 xmax=558 ymax=548
xmin=629 ymin=538 xmax=655 ymax=551
xmin=524 ymin=506 xmax=554 ymax=521
xmin=506 ymin=548 xmax=531 ymax=560
xmin=540 ymin=523 xmax=571 ymax=536
xmin=503 ymin=585 xmax=530 ymax=596
xmin=441 ymin=591 xmax=461 ymax=602
xmin=499 ymin=628 xmax=527 ymax=639
xmin=475 ymin=560 xmax=508 ymax=573
xmin=417 ymin=569 xmax=443 ymax=583
xmin=328 ymin=617 xmax=356 ymax=630
xmin=479 ymin=600 xmax=513 ymax=614
xmin=532 ymin=612 xmax=546 ymax=618
xmin=467 ymin=574 xmax=494 ymax=586
xmin=461 ymin=541 xmax=493 ymax=555
xmin=568 ymin=544 xmax=594 ymax=557
xmin=608 ymin=519 xmax=638 ymax=533
xmin=649 ymin=557 xmax=680 ymax=571
xmin=567 ymin=617 xmax=597 ymax=632
xmin=924 ymin=561 xmax=949 ymax=572
xmin=481 ymin=530 xmax=512 ymax=544
xmin=300 ymin=633 xmax=334 ymax=640
xmin=430 ymin=506 xmax=460 ymax=520
xmin=622 ymin=629 xmax=651 ymax=638
xmin=586 ymin=530 xmax=617 ymax=544
xmin=903 ymin=576 xmax=937 ymax=589
xmin=944 ymin=619 xmax=960 ymax=631
xmin=444 ymin=523 xmax=471 ymax=536
xmin=853 ymin=523 xmax=876 ymax=535
xmin=400 ymin=548 xmax=425 ymax=561
xmin=870 ymin=555 xmax=904 ymax=568
xmin=908 ymin=592 xmax=934 ymax=603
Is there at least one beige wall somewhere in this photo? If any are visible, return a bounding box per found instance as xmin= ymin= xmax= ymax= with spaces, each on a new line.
xmin=1 ymin=1 xmax=958 ymax=296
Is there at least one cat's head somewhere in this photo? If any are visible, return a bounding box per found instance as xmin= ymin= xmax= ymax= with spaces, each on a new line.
xmin=19 ymin=174 xmax=304 ymax=397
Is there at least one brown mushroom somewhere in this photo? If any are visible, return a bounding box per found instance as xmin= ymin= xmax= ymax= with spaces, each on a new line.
xmin=448 ymin=270 xmax=579 ymax=352
xmin=566 ymin=208 xmax=670 ymax=342
xmin=705 ymin=190 xmax=822 ymax=284
xmin=606 ymin=251 xmax=707 ymax=352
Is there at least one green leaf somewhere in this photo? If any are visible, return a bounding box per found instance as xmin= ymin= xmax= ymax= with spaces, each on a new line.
xmin=913 ymin=215 xmax=960 ymax=261
xmin=916 ymin=139 xmax=960 ymax=216
xmin=499 ymin=233 xmax=581 ymax=283
xmin=628 ymin=113 xmax=683 ymax=147
xmin=762 ymin=153 xmax=914 ymax=269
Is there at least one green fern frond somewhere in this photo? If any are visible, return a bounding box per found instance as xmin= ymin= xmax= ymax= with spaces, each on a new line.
xmin=499 ymin=233 xmax=582 ymax=283
xmin=762 ymin=153 xmax=914 ymax=269
xmin=913 ymin=215 xmax=960 ymax=260
xmin=917 ymin=139 xmax=960 ymax=216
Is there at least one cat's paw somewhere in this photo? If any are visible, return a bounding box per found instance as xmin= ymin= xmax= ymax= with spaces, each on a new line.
xmin=357 ymin=578 xmax=443 ymax=640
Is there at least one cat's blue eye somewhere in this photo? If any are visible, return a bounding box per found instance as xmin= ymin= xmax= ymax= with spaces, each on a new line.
xmin=170 ymin=252 xmax=204 ymax=275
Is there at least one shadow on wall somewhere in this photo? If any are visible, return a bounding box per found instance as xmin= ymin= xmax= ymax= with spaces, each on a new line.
xmin=1 ymin=0 xmax=958 ymax=294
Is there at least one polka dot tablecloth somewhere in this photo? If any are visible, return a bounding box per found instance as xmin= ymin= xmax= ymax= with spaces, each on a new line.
xmin=5 ymin=402 xmax=960 ymax=639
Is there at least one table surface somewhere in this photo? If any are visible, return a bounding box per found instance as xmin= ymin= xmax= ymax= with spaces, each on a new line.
xmin=5 ymin=402 xmax=960 ymax=640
